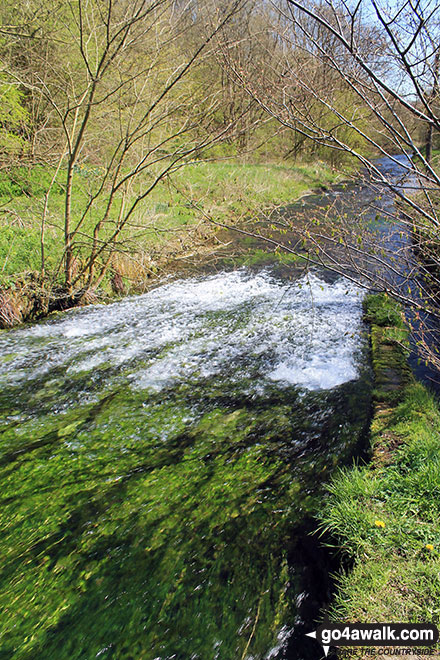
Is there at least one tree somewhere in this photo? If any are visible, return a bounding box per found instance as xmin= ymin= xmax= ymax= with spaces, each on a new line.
xmin=219 ymin=0 xmax=440 ymax=374
xmin=1 ymin=0 xmax=249 ymax=300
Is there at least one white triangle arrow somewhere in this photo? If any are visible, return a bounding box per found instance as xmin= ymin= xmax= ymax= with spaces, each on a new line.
xmin=305 ymin=631 xmax=330 ymax=657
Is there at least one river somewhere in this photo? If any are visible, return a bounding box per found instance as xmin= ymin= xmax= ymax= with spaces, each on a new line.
xmin=0 ymin=156 xmax=424 ymax=660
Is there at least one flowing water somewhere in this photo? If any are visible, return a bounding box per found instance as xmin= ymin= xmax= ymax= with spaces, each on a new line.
xmin=0 ymin=266 xmax=372 ymax=660
xmin=8 ymin=151 xmax=435 ymax=659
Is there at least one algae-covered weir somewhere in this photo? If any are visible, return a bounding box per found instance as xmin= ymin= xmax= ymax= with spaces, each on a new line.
xmin=0 ymin=264 xmax=372 ymax=660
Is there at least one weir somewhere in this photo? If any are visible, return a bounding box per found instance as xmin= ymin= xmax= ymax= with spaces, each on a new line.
xmin=0 ymin=266 xmax=372 ymax=659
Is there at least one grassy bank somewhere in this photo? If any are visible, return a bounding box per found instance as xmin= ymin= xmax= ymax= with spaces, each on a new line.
xmin=320 ymin=294 xmax=440 ymax=655
xmin=0 ymin=159 xmax=340 ymax=285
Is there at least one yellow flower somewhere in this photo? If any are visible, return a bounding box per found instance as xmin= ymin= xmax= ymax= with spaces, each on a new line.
xmin=425 ymin=544 xmax=434 ymax=551
xmin=374 ymin=520 xmax=386 ymax=528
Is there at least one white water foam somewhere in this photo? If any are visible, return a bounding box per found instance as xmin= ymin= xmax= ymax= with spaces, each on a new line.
xmin=0 ymin=269 xmax=365 ymax=393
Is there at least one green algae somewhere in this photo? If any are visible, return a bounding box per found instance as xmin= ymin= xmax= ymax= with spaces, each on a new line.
xmin=0 ymin=369 xmax=372 ymax=659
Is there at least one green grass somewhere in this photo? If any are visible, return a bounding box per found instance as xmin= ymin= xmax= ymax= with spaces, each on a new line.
xmin=320 ymin=294 xmax=440 ymax=638
xmin=0 ymin=159 xmax=341 ymax=286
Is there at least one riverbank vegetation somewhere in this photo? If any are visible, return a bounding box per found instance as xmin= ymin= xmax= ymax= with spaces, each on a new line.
xmin=0 ymin=159 xmax=339 ymax=283
xmin=321 ymin=294 xmax=440 ymax=652
xmin=0 ymin=0 xmax=439 ymax=318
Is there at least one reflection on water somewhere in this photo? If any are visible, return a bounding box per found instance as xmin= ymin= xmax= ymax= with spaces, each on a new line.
xmin=0 ymin=267 xmax=371 ymax=659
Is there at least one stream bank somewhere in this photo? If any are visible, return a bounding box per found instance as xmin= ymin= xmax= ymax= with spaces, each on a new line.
xmin=320 ymin=294 xmax=440 ymax=658
xmin=0 ymin=159 xmax=343 ymax=330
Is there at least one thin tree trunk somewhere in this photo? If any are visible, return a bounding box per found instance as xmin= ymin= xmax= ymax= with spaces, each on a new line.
xmin=426 ymin=50 xmax=440 ymax=164
xmin=426 ymin=123 xmax=433 ymax=164
xmin=64 ymin=162 xmax=74 ymax=292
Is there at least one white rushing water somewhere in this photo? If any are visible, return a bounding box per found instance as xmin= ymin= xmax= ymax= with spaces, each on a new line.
xmin=0 ymin=269 xmax=365 ymax=394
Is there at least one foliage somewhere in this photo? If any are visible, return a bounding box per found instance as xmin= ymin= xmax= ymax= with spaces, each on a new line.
xmin=222 ymin=0 xmax=440 ymax=376
xmin=0 ymin=0 xmax=377 ymax=300
xmin=0 ymin=75 xmax=29 ymax=156
xmin=0 ymin=166 xmax=63 ymax=198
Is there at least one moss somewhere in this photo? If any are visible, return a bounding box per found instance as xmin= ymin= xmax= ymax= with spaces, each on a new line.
xmin=364 ymin=294 xmax=412 ymax=404
xmin=364 ymin=293 xmax=405 ymax=328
